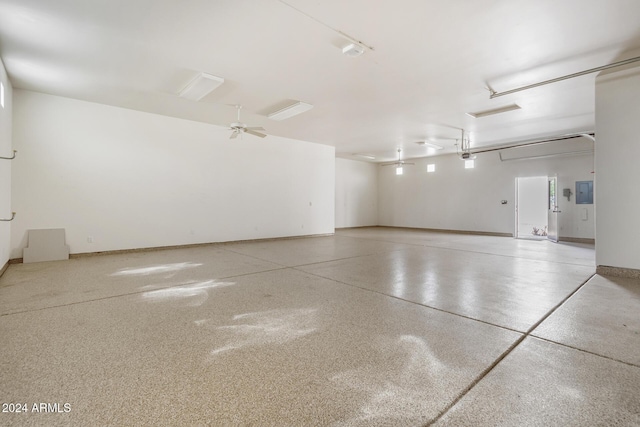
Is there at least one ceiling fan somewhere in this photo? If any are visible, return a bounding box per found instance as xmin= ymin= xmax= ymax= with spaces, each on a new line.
xmin=381 ymin=149 xmax=414 ymax=173
xmin=229 ymin=105 xmax=267 ymax=139
xmin=455 ymin=129 xmax=476 ymax=160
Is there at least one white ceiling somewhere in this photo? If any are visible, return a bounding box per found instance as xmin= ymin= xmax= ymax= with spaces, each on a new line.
xmin=1 ymin=0 xmax=639 ymax=162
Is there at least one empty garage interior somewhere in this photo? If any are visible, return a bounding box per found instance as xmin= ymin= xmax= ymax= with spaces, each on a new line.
xmin=1 ymin=1 xmax=640 ymax=425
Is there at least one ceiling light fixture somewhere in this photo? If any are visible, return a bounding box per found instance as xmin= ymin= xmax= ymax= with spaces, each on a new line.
xmin=467 ymin=104 xmax=521 ymax=118
xmin=267 ymin=101 xmax=314 ymax=121
xmin=342 ymin=43 xmax=365 ymax=57
xmin=179 ymin=72 xmax=225 ymax=101
xmin=416 ymin=141 xmax=443 ymax=150
xmin=354 ymin=154 xmax=376 ymax=160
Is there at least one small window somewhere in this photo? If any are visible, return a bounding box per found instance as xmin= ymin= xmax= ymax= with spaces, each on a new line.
xmin=427 ymin=164 xmax=435 ymax=173
xmin=464 ymin=159 xmax=475 ymax=169
xmin=395 ymin=166 xmax=403 ymax=175
xmin=576 ymin=181 xmax=593 ymax=204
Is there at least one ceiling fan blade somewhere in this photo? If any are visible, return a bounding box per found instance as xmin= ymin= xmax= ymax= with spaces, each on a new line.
xmin=380 ymin=162 xmax=399 ymax=166
xmin=230 ymin=130 xmax=239 ymax=139
xmin=246 ymin=127 xmax=265 ymax=131
xmin=245 ymin=129 xmax=267 ymax=138
xmin=404 ymin=162 xmax=415 ymax=165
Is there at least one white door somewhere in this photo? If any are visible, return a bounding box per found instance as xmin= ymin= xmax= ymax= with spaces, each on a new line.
xmin=547 ymin=176 xmax=560 ymax=242
xmin=515 ymin=177 xmax=548 ymax=239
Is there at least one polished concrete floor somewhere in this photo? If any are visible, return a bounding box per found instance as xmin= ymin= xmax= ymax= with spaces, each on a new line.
xmin=1 ymin=227 xmax=638 ymax=426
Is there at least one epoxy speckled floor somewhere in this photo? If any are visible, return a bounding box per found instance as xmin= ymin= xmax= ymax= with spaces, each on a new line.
xmin=1 ymin=227 xmax=639 ymax=426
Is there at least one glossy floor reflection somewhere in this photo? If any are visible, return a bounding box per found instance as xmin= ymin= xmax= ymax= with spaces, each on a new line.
xmin=1 ymin=227 xmax=638 ymax=426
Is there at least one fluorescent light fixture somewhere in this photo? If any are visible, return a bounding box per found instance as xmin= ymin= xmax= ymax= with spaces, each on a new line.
xmin=465 ymin=159 xmax=475 ymax=169
xmin=467 ymin=104 xmax=521 ymax=118
xmin=267 ymin=101 xmax=313 ymax=121
xmin=416 ymin=141 xmax=443 ymax=150
xmin=179 ymin=72 xmax=224 ymax=101
xmin=354 ymin=153 xmax=376 ymax=160
xmin=427 ymin=164 xmax=435 ymax=173
xmin=396 ymin=166 xmax=403 ymax=175
xmin=1 ymin=82 xmax=4 ymax=108
xmin=342 ymin=43 xmax=365 ymax=57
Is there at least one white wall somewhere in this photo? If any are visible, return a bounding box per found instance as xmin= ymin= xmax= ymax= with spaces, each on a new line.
xmin=595 ymin=66 xmax=640 ymax=270
xmin=11 ymin=90 xmax=335 ymax=258
xmin=335 ymin=158 xmax=378 ymax=228
xmin=0 ymin=59 xmax=12 ymax=267
xmin=378 ymin=149 xmax=594 ymax=238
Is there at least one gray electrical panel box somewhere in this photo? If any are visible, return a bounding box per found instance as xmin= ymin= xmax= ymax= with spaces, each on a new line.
xmin=576 ymin=181 xmax=593 ymax=204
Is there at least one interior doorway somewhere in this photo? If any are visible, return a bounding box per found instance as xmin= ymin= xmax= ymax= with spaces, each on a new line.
xmin=515 ymin=176 xmax=548 ymax=239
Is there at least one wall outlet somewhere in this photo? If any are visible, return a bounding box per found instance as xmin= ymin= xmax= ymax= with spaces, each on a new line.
xmin=87 ymin=236 xmax=93 ymax=243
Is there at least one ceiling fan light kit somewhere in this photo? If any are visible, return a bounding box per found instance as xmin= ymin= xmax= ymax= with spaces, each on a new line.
xmin=229 ymin=105 xmax=267 ymax=139
xmin=382 ymin=148 xmax=415 ymax=174
xmin=267 ymin=101 xmax=314 ymax=121
xmin=179 ymin=72 xmax=224 ymax=101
